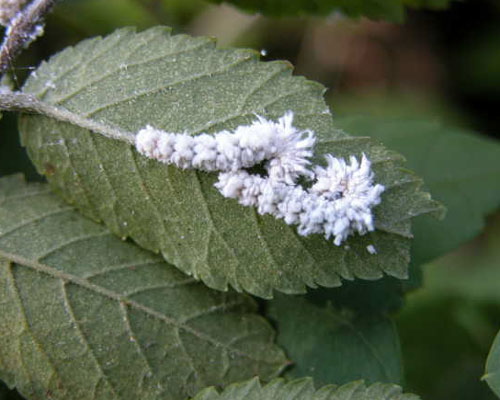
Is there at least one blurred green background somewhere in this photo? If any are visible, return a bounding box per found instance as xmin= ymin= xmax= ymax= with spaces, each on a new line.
xmin=1 ymin=0 xmax=499 ymax=399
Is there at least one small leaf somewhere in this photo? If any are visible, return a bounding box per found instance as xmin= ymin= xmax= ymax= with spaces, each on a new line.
xmin=0 ymin=175 xmax=286 ymax=400
xmin=306 ymin=276 xmax=405 ymax=314
xmin=485 ymin=330 xmax=500 ymax=398
xmin=191 ymin=377 xmax=420 ymax=400
xmin=334 ymin=116 xmax=500 ymax=266
xmin=18 ymin=27 xmax=442 ymax=298
xmin=267 ymin=294 xmax=402 ymax=387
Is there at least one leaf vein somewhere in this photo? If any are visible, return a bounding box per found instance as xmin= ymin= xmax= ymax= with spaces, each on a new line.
xmin=60 ymin=280 xmax=120 ymax=398
xmin=328 ymin=310 xmax=393 ymax=381
xmin=83 ymin=259 xmax=160 ymax=279
xmin=53 ymin=40 xmax=209 ymax=106
xmin=236 ymin=67 xmax=285 ymax=113
xmin=118 ymin=302 xmax=153 ymax=377
xmin=7 ymin=264 xmax=63 ymax=393
xmin=181 ymin=299 xmax=247 ymax=324
xmin=0 ymin=207 xmax=73 ymax=238
xmin=125 ymin=279 xmax=198 ymax=297
xmin=174 ymin=328 xmax=201 ymax=388
xmin=192 ymin=171 xmax=241 ymax=288
xmin=87 ymin=132 xmax=122 ymax=231
xmin=37 ymin=30 xmax=134 ymax=99
xmin=128 ymin=147 xmax=180 ymax=259
xmin=189 ymin=94 xmax=322 ymax=136
xmin=36 ymin=231 xmax=110 ymax=262
xmin=0 ymin=250 xmax=275 ymax=364
xmin=83 ymin=57 xmax=252 ymax=118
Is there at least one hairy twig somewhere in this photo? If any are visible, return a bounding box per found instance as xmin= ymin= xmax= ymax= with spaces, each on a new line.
xmin=0 ymin=0 xmax=56 ymax=79
xmin=0 ymin=91 xmax=134 ymax=143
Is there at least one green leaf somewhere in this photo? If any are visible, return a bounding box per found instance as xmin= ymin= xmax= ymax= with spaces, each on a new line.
xmin=205 ymin=0 xmax=453 ymax=22
xmin=485 ymin=330 xmax=500 ymax=398
xmin=0 ymin=174 xmax=286 ymax=400
xmin=17 ymin=27 xmax=442 ymax=298
xmin=334 ymin=116 xmax=500 ymax=266
xmin=267 ymin=294 xmax=402 ymax=387
xmin=306 ymin=276 xmax=405 ymax=314
xmin=192 ymin=377 xmax=420 ymax=400
xmin=420 ymin=216 xmax=500 ymax=305
xmin=397 ymin=289 xmax=500 ymax=400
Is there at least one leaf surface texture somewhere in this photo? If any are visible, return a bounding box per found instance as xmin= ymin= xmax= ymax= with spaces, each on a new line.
xmin=0 ymin=175 xmax=286 ymax=400
xmin=19 ymin=27 xmax=442 ymax=298
xmin=485 ymin=330 xmax=500 ymax=398
xmin=267 ymin=294 xmax=402 ymax=386
xmin=192 ymin=377 xmax=420 ymax=400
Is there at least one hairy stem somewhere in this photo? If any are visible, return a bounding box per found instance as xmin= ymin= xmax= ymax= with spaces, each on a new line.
xmin=0 ymin=91 xmax=134 ymax=143
xmin=0 ymin=0 xmax=56 ymax=79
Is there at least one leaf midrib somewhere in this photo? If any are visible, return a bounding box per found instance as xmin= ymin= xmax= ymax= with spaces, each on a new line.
xmin=82 ymin=56 xmax=252 ymax=118
xmin=323 ymin=307 xmax=395 ymax=382
xmin=2 ymin=93 xmax=133 ymax=143
xmin=0 ymin=249 xmax=270 ymax=364
xmin=4 ymin=261 xmax=64 ymax=392
xmin=47 ymin=36 xmax=210 ymax=105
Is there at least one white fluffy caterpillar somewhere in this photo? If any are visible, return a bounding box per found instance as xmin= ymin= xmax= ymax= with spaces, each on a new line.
xmin=135 ymin=112 xmax=315 ymax=184
xmin=135 ymin=112 xmax=385 ymax=249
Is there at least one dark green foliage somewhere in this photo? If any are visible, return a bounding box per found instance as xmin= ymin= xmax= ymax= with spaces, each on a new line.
xmin=334 ymin=116 xmax=500 ymax=266
xmin=267 ymin=294 xmax=402 ymax=386
xmin=206 ymin=0 xmax=453 ymax=22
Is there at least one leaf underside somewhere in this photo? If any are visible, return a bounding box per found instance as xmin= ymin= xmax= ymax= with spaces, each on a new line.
xmin=192 ymin=377 xmax=420 ymax=400
xmin=20 ymin=27 xmax=443 ymax=298
xmin=267 ymin=294 xmax=402 ymax=386
xmin=485 ymin=330 xmax=500 ymax=398
xmin=0 ymin=175 xmax=286 ymax=400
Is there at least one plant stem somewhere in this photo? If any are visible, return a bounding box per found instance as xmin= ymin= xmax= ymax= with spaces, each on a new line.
xmin=0 ymin=91 xmax=134 ymax=143
xmin=0 ymin=0 xmax=56 ymax=79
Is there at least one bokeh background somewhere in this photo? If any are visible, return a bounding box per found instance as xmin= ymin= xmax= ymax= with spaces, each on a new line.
xmin=1 ymin=1 xmax=499 ymax=399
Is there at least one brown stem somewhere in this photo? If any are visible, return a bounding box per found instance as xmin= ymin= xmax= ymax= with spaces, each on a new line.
xmin=0 ymin=0 xmax=56 ymax=79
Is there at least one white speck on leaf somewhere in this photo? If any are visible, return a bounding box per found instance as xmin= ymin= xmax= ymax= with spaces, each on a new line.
xmin=44 ymin=80 xmax=56 ymax=89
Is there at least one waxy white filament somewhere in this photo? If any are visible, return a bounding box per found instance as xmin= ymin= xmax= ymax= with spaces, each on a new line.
xmin=0 ymin=0 xmax=26 ymax=26
xmin=135 ymin=112 xmax=384 ymax=248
